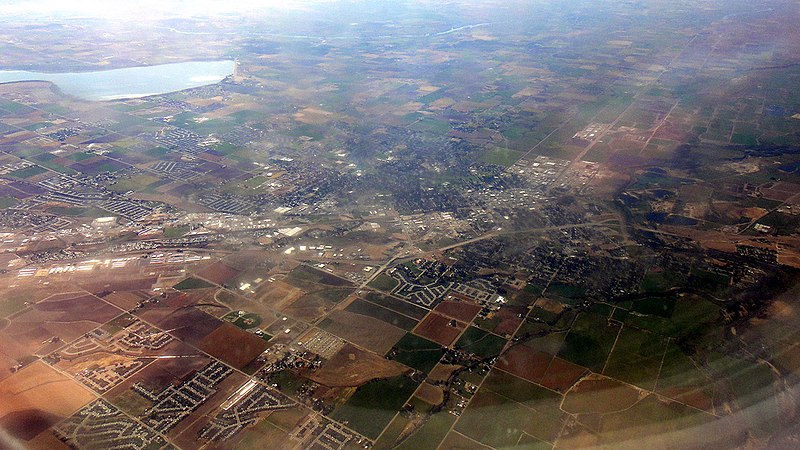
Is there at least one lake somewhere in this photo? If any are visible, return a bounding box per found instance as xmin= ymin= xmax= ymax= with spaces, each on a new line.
xmin=0 ymin=60 xmax=235 ymax=101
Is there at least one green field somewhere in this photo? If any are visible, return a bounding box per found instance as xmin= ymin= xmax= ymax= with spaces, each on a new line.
xmin=368 ymin=273 xmax=400 ymax=292
xmin=708 ymin=353 xmax=779 ymax=436
xmin=235 ymin=420 xmax=290 ymax=450
xmin=473 ymin=314 xmax=502 ymax=333
xmin=546 ymin=283 xmax=586 ymax=299
xmin=314 ymin=287 xmax=354 ymax=303
xmin=395 ymin=411 xmax=456 ymax=450
xmin=345 ymin=298 xmax=418 ymax=330
xmin=622 ymin=294 xmax=719 ymax=338
xmin=109 ymin=173 xmax=162 ymax=193
xmin=688 ymin=269 xmax=730 ymax=295
xmin=363 ymin=292 xmax=429 ymax=320
xmin=9 ymin=165 xmax=47 ymax=179
xmin=603 ymin=327 xmax=667 ymax=390
xmin=163 ymin=226 xmax=189 ymax=238
xmin=455 ymin=327 xmax=508 ymax=359
xmin=373 ymin=415 xmax=412 ymax=450
xmin=482 ymin=369 xmax=561 ymax=408
xmin=0 ymin=295 xmax=32 ymax=318
xmin=222 ymin=311 xmax=263 ymax=330
xmin=0 ymin=196 xmax=18 ymax=209
xmin=243 ymin=175 xmax=267 ymax=189
xmin=509 ymin=283 xmax=543 ymax=307
xmin=0 ymin=100 xmax=31 ymax=113
xmin=145 ymin=147 xmax=170 ymax=157
xmin=527 ymin=306 xmax=561 ymax=324
xmin=267 ymin=371 xmax=306 ymax=397
xmin=656 ymin=341 xmax=713 ymax=394
xmin=391 ymin=333 xmax=445 ymax=374
xmin=454 ymin=390 xmax=537 ymax=448
xmin=557 ymin=311 xmax=620 ymax=372
xmin=66 ymin=152 xmax=94 ymax=162
xmin=482 ymin=369 xmax=565 ymax=444
xmin=639 ymin=270 xmax=684 ymax=293
xmin=596 ymin=394 xmax=720 ymax=447
xmin=286 ymin=265 xmax=352 ymax=287
xmin=173 ymin=277 xmax=214 ymax=290
xmin=330 ymin=375 xmax=419 ymax=439
xmin=60 ymin=158 xmax=99 ymax=174
xmin=47 ymin=206 xmax=88 ymax=217
xmin=479 ymin=147 xmax=524 ymax=167
xmin=631 ymin=296 xmax=677 ymax=318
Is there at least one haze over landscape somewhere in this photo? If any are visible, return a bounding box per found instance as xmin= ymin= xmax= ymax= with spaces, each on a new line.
xmin=0 ymin=1 xmax=799 ymax=449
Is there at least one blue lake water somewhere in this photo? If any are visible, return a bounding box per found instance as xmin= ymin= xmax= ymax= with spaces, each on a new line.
xmin=0 ymin=60 xmax=235 ymax=101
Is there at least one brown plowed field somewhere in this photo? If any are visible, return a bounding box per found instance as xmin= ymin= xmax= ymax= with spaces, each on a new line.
xmin=495 ymin=344 xmax=552 ymax=383
xmin=413 ymin=312 xmax=466 ymax=347
xmin=433 ymin=300 xmax=482 ymax=323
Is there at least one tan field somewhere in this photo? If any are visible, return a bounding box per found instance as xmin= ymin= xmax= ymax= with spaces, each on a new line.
xmin=0 ymin=361 xmax=94 ymax=442
xmin=304 ymin=343 xmax=408 ymax=387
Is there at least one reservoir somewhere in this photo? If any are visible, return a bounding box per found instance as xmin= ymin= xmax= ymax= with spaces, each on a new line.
xmin=0 ymin=60 xmax=235 ymax=101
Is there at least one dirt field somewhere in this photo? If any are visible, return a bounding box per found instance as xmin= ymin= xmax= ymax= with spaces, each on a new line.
xmin=101 ymin=291 xmax=150 ymax=310
xmin=0 ymin=292 xmax=121 ymax=361
xmin=495 ymin=345 xmax=553 ymax=383
xmin=552 ymin=422 xmax=601 ymax=449
xmin=57 ymin=351 xmax=143 ymax=379
xmin=657 ymin=386 xmax=714 ymax=412
xmin=319 ymin=310 xmax=406 ymax=354
xmin=433 ymin=300 xmax=482 ymax=323
xmin=293 ymin=107 xmax=336 ymax=124
xmin=254 ymin=280 xmax=303 ymax=311
xmin=135 ymin=289 xmax=217 ymax=324
xmin=0 ymin=351 xmax=18 ymax=383
xmin=232 ymin=419 xmax=295 ymax=450
xmin=282 ymin=293 xmax=336 ymax=323
xmin=170 ymin=371 xmax=250 ymax=442
xmin=78 ymin=275 xmax=157 ymax=295
xmin=26 ymin=430 xmax=72 ymax=450
xmin=414 ymin=382 xmax=444 ymax=405
xmin=0 ymin=361 xmax=94 ymax=442
xmin=198 ymin=322 xmax=269 ymax=369
xmin=428 ymin=364 xmax=461 ymax=384
xmin=492 ymin=306 xmax=525 ymax=337
xmin=413 ymin=312 xmax=466 ymax=347
xmin=221 ymin=250 xmax=272 ymax=272
xmin=539 ymin=357 xmax=588 ymax=392
xmin=0 ymin=282 xmax=83 ymax=318
xmin=595 ymin=393 xmax=722 ymax=448
xmin=562 ymin=374 xmax=643 ymax=414
xmin=438 ymin=431 xmax=492 ymax=450
xmin=106 ymin=355 xmax=211 ymax=415
xmin=304 ymin=343 xmax=408 ymax=387
xmin=197 ymin=261 xmax=242 ymax=286
xmin=152 ymin=306 xmax=224 ymax=347
xmin=203 ymin=101 xmax=263 ymax=120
